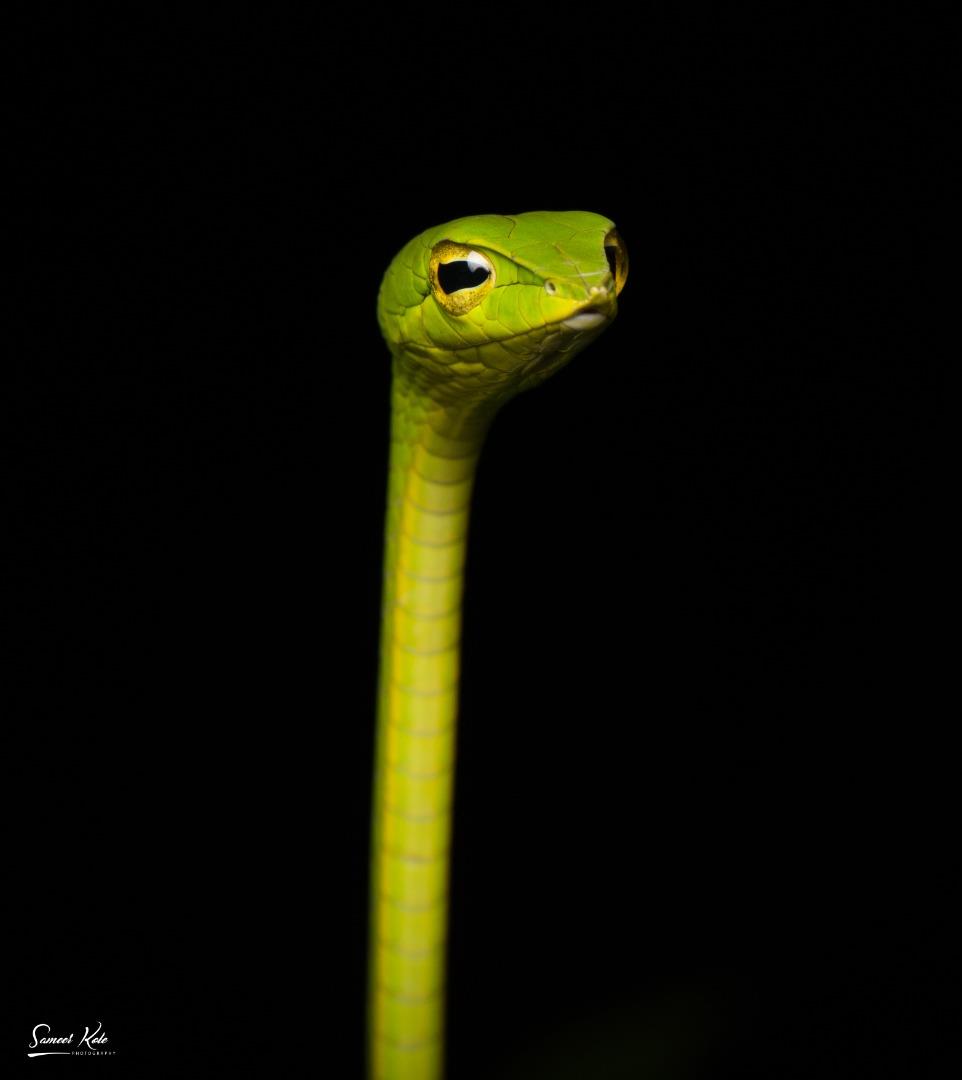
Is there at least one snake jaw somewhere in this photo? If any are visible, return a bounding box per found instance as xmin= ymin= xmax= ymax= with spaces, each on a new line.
xmin=562 ymin=309 xmax=608 ymax=330
xmin=513 ymin=293 xmax=615 ymax=387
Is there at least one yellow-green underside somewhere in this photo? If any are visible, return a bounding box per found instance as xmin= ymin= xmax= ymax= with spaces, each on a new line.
xmin=368 ymin=372 xmax=486 ymax=1080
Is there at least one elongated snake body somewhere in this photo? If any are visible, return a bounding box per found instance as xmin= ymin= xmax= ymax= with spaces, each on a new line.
xmin=369 ymin=211 xmax=628 ymax=1079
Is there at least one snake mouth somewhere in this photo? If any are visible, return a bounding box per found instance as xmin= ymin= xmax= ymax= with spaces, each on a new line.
xmin=561 ymin=308 xmax=608 ymax=331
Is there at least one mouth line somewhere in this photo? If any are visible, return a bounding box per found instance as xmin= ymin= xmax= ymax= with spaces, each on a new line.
xmin=561 ymin=307 xmax=609 ymax=331
xmin=403 ymin=306 xmax=613 ymax=357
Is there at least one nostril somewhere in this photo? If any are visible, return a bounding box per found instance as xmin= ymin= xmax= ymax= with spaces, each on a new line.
xmin=544 ymin=280 xmax=557 ymax=295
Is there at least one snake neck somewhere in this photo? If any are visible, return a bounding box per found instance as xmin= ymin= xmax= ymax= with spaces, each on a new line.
xmin=368 ymin=359 xmax=498 ymax=1080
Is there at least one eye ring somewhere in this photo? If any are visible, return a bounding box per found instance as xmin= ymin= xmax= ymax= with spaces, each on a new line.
xmin=428 ymin=240 xmax=496 ymax=316
xmin=603 ymin=229 xmax=629 ymax=296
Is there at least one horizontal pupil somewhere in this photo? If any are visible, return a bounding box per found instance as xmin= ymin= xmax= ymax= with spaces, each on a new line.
xmin=438 ymin=260 xmax=490 ymax=295
xmin=605 ymin=245 xmax=619 ymax=278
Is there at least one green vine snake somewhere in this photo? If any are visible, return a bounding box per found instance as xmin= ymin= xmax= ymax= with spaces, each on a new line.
xmin=369 ymin=211 xmax=628 ymax=1079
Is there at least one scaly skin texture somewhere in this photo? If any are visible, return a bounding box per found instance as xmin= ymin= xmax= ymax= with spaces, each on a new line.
xmin=369 ymin=212 xmax=627 ymax=1079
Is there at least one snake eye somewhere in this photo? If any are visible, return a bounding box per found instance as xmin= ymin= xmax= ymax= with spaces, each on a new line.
xmin=429 ymin=240 xmax=496 ymax=315
xmin=603 ymin=229 xmax=628 ymax=296
xmin=438 ymin=255 xmax=491 ymax=294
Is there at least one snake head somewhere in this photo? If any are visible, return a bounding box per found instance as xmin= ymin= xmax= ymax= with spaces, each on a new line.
xmin=378 ymin=211 xmax=627 ymax=403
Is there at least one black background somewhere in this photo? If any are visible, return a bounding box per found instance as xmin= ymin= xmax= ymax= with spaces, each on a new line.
xmin=12 ymin=7 xmax=951 ymax=1079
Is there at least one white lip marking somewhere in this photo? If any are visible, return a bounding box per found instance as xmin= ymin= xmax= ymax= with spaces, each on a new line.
xmin=562 ymin=311 xmax=607 ymax=331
